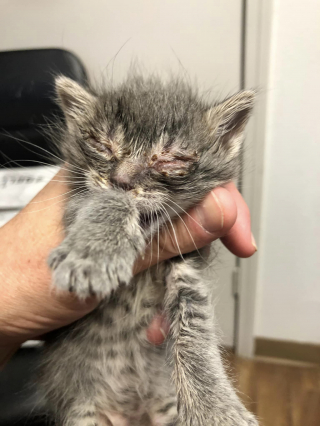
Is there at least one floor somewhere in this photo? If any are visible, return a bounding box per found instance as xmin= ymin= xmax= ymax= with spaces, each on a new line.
xmin=227 ymin=354 xmax=320 ymax=426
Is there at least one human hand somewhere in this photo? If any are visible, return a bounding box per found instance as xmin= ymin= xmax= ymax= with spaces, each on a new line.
xmin=136 ymin=181 xmax=256 ymax=274
xmin=0 ymin=169 xmax=256 ymax=361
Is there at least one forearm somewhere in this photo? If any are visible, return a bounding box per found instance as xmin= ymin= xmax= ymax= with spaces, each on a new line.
xmin=0 ymin=172 xmax=94 ymax=347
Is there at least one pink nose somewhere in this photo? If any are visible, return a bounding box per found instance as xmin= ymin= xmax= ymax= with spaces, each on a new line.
xmin=110 ymin=172 xmax=134 ymax=191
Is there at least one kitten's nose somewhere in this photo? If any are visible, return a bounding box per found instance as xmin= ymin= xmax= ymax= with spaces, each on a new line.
xmin=109 ymin=173 xmax=134 ymax=191
xmin=110 ymin=161 xmax=143 ymax=191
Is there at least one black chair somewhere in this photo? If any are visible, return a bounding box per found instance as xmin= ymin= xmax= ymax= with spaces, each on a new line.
xmin=0 ymin=48 xmax=88 ymax=425
xmin=0 ymin=48 xmax=88 ymax=168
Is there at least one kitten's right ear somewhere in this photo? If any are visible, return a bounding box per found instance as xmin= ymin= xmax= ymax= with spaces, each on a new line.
xmin=206 ymin=90 xmax=255 ymax=158
xmin=55 ymin=76 xmax=96 ymax=121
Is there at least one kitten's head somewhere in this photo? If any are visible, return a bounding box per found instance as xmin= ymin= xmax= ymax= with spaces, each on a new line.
xmin=56 ymin=76 xmax=254 ymax=224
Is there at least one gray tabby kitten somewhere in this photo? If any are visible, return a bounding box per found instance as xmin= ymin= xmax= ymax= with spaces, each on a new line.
xmin=41 ymin=75 xmax=257 ymax=426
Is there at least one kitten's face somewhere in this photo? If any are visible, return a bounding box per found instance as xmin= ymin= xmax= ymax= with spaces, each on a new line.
xmin=56 ymin=76 xmax=254 ymax=224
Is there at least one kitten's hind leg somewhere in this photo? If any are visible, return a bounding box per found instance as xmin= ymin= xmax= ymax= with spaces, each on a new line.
xmin=164 ymin=256 xmax=258 ymax=426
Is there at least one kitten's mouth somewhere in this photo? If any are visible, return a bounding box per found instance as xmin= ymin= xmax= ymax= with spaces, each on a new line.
xmin=139 ymin=210 xmax=162 ymax=229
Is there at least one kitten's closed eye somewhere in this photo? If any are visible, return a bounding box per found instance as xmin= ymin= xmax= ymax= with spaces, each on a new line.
xmin=86 ymin=135 xmax=113 ymax=156
xmin=150 ymin=150 xmax=199 ymax=177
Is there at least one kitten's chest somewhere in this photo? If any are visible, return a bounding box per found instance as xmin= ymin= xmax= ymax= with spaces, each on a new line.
xmin=92 ymin=264 xmax=167 ymax=336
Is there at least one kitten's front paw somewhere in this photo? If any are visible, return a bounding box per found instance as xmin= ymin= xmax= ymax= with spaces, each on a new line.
xmin=49 ymin=245 xmax=134 ymax=298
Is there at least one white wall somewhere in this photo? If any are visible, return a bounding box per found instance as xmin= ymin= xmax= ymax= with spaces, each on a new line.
xmin=0 ymin=0 xmax=241 ymax=92
xmin=255 ymin=0 xmax=320 ymax=344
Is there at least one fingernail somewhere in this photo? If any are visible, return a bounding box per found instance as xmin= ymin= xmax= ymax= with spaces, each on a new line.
xmin=251 ymin=233 xmax=258 ymax=251
xmin=195 ymin=191 xmax=224 ymax=233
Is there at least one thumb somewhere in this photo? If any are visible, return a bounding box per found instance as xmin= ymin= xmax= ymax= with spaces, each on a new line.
xmin=135 ymin=187 xmax=237 ymax=273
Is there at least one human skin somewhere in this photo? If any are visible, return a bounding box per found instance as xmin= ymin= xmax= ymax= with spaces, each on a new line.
xmin=0 ymin=169 xmax=256 ymax=364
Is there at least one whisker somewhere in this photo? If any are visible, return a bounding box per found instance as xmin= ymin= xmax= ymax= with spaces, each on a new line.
xmin=0 ymin=158 xmax=86 ymax=187
xmin=0 ymin=158 xmax=85 ymax=177
xmin=147 ymin=210 xmax=154 ymax=269
xmin=19 ymin=189 xmax=88 ymax=215
xmin=27 ymin=186 xmax=87 ymax=205
xmin=164 ymin=198 xmax=207 ymax=232
xmin=162 ymin=201 xmax=206 ymax=262
xmin=160 ymin=207 xmax=184 ymax=262
xmin=0 ymin=131 xmax=87 ymax=175
xmin=157 ymin=205 xmax=174 ymax=257
xmin=0 ymin=149 xmax=26 ymax=170
xmin=156 ymin=209 xmax=160 ymax=265
xmin=0 ymin=130 xmax=65 ymax=165
xmin=47 ymin=180 xmax=86 ymax=185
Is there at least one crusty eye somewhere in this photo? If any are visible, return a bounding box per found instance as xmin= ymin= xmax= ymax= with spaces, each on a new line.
xmin=149 ymin=151 xmax=199 ymax=177
xmin=87 ymin=136 xmax=112 ymax=156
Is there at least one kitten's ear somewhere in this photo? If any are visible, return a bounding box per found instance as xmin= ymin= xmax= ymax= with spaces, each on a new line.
xmin=55 ymin=76 xmax=96 ymax=121
xmin=206 ymin=90 xmax=255 ymax=157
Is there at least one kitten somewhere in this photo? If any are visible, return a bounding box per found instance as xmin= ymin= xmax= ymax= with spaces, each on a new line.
xmin=40 ymin=75 xmax=258 ymax=426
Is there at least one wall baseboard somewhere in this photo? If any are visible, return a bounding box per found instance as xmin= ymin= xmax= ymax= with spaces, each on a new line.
xmin=255 ymin=338 xmax=320 ymax=364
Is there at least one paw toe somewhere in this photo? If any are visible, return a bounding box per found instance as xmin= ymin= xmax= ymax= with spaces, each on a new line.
xmin=48 ymin=247 xmax=68 ymax=270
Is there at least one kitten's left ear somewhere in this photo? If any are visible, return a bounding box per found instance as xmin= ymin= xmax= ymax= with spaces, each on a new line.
xmin=206 ymin=90 xmax=255 ymax=157
xmin=55 ymin=76 xmax=96 ymax=121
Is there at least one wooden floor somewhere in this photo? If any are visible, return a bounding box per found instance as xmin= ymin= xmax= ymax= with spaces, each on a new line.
xmin=227 ymin=354 xmax=320 ymax=426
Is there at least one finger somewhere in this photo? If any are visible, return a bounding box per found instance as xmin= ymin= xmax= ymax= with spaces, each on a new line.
xmin=220 ymin=182 xmax=257 ymax=258
xmin=169 ymin=186 xmax=238 ymax=252
xmin=135 ymin=186 xmax=238 ymax=273
xmin=0 ymin=171 xmax=99 ymax=346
